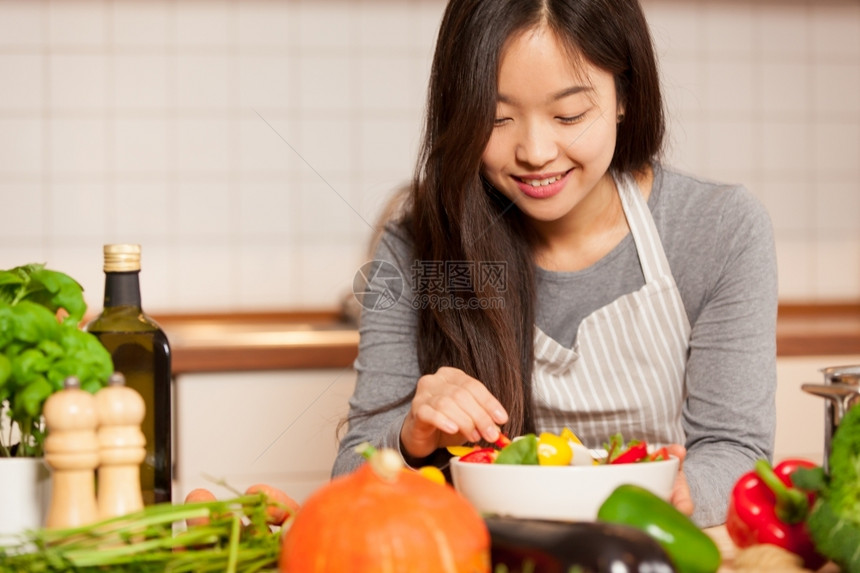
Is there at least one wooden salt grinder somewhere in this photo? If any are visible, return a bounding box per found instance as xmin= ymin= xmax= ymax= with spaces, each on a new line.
xmin=43 ymin=376 xmax=100 ymax=529
xmin=95 ymin=372 xmax=146 ymax=519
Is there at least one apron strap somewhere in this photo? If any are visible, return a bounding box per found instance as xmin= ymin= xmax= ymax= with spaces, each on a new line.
xmin=615 ymin=172 xmax=673 ymax=283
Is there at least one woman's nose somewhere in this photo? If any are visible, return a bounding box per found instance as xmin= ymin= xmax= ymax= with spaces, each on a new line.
xmin=514 ymin=123 xmax=559 ymax=168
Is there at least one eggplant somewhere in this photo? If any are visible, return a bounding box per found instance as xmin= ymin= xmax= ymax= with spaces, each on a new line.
xmin=486 ymin=516 xmax=677 ymax=573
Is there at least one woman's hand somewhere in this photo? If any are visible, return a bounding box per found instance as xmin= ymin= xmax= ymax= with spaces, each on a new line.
xmin=666 ymin=444 xmax=695 ymax=516
xmin=400 ymin=366 xmax=509 ymax=460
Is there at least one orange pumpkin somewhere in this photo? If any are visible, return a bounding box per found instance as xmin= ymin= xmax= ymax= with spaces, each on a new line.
xmin=279 ymin=446 xmax=490 ymax=573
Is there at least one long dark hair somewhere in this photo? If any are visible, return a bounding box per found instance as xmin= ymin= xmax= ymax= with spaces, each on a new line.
xmin=401 ymin=0 xmax=665 ymax=438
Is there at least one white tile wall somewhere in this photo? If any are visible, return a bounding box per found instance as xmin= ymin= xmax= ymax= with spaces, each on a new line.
xmin=0 ymin=0 xmax=858 ymax=314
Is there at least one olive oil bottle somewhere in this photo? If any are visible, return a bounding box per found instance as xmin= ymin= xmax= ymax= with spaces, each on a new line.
xmin=86 ymin=244 xmax=172 ymax=504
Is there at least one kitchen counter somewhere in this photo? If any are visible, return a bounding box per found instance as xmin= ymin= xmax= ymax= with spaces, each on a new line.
xmin=155 ymin=310 xmax=359 ymax=374
xmin=155 ymin=304 xmax=860 ymax=374
xmin=774 ymin=304 xmax=860 ymax=357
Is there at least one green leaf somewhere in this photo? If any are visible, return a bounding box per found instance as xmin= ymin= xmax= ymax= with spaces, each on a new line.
xmin=49 ymin=329 xmax=113 ymax=391
xmin=46 ymin=358 xmax=81 ymax=391
xmin=80 ymin=378 xmax=103 ymax=394
xmin=0 ymin=353 xmax=11 ymax=387
xmin=27 ymin=268 xmax=87 ymax=324
xmin=791 ymin=466 xmax=828 ymax=493
xmin=0 ymin=304 xmax=15 ymax=349
xmin=3 ymin=264 xmax=43 ymax=306
xmin=0 ymin=270 xmax=27 ymax=305
xmin=807 ymin=499 xmax=860 ymax=572
xmin=37 ymin=338 xmax=64 ymax=362
xmin=603 ymin=433 xmax=626 ymax=463
xmin=0 ymin=269 xmax=27 ymax=286
xmin=495 ymin=433 xmax=539 ymax=465
xmin=10 ymin=301 xmax=60 ymax=344
xmin=11 ymin=347 xmax=50 ymax=384
xmin=57 ymin=324 xmax=86 ymax=351
xmin=12 ymin=376 xmax=52 ymax=418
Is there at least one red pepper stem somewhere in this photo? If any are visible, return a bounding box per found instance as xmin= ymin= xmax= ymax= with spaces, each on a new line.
xmin=754 ymin=459 xmax=809 ymax=524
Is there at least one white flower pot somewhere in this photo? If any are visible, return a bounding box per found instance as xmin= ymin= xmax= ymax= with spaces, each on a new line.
xmin=0 ymin=457 xmax=50 ymax=544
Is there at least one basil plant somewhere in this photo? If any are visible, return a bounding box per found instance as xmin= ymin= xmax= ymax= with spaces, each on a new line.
xmin=0 ymin=264 xmax=113 ymax=457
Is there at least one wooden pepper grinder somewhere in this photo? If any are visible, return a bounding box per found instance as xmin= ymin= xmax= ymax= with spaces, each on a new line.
xmin=95 ymin=372 xmax=146 ymax=519
xmin=43 ymin=376 xmax=100 ymax=529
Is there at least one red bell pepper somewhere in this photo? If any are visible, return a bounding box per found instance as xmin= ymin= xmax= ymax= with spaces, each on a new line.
xmin=493 ymin=433 xmax=512 ymax=449
xmin=647 ymin=446 xmax=670 ymax=462
xmin=610 ymin=441 xmax=648 ymax=464
xmin=458 ymin=447 xmax=498 ymax=464
xmin=726 ymin=458 xmax=826 ymax=570
xmin=457 ymin=432 xmax=509 ymax=463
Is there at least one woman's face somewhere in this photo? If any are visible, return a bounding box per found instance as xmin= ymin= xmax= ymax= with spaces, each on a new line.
xmin=481 ymin=26 xmax=623 ymax=224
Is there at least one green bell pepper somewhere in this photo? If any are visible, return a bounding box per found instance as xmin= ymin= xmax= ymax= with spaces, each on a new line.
xmin=597 ymin=484 xmax=721 ymax=573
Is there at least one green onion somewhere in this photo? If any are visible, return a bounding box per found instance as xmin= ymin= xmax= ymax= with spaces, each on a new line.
xmin=0 ymin=492 xmax=284 ymax=572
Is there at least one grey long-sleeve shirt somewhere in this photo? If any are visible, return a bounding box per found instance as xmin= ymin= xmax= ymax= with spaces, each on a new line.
xmin=333 ymin=164 xmax=778 ymax=527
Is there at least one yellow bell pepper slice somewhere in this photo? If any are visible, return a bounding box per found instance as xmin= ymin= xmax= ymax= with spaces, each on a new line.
xmin=446 ymin=445 xmax=478 ymax=457
xmin=416 ymin=466 xmax=447 ymax=485
xmin=560 ymin=426 xmax=584 ymax=445
xmin=537 ymin=432 xmax=573 ymax=466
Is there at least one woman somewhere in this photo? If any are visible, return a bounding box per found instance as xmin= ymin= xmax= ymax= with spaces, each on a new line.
xmin=333 ymin=0 xmax=777 ymax=528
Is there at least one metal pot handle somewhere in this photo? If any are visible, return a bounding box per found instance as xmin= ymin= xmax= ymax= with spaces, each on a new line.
xmin=801 ymin=382 xmax=860 ymax=426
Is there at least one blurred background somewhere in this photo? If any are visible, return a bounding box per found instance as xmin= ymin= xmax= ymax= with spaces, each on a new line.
xmin=2 ymin=0 xmax=858 ymax=503
xmin=0 ymin=0 xmax=858 ymax=314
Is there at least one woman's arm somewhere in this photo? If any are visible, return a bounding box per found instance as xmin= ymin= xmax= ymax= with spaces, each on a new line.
xmin=331 ymin=229 xmax=422 ymax=477
xmin=681 ymin=185 xmax=779 ymax=527
xmin=331 ymin=227 xmax=509 ymax=476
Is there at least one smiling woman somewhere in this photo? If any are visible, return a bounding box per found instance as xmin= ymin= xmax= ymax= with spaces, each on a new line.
xmin=332 ymin=0 xmax=778 ymax=530
xmin=481 ymin=27 xmax=628 ymax=270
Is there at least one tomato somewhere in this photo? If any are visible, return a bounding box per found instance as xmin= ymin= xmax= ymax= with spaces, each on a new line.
xmin=537 ymin=432 xmax=573 ymax=466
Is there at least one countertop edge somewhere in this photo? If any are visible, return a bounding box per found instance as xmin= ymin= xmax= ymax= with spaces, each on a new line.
xmin=152 ymin=304 xmax=860 ymax=374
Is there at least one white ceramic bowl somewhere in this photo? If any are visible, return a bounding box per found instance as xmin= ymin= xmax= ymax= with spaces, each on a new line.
xmin=450 ymin=455 xmax=679 ymax=522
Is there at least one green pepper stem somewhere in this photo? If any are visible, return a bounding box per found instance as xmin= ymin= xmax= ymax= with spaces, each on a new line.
xmin=355 ymin=441 xmax=378 ymax=461
xmin=354 ymin=442 xmax=403 ymax=481
xmin=754 ymin=459 xmax=809 ymax=524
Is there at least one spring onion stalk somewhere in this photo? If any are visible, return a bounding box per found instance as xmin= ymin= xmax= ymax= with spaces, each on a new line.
xmin=0 ymin=492 xmax=283 ymax=572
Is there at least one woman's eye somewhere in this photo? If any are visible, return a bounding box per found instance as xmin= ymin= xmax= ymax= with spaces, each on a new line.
xmin=494 ymin=117 xmax=511 ymax=127
xmin=558 ymin=112 xmax=587 ymax=124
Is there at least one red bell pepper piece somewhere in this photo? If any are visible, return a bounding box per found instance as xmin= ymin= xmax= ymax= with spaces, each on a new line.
xmin=458 ymin=447 xmax=498 ymax=464
xmin=493 ymin=433 xmax=512 ymax=449
xmin=610 ymin=441 xmax=648 ymax=464
xmin=647 ymin=446 xmax=670 ymax=462
xmin=726 ymin=458 xmax=826 ymax=570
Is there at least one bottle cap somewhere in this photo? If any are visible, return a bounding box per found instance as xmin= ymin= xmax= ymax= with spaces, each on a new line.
xmin=104 ymin=244 xmax=141 ymax=272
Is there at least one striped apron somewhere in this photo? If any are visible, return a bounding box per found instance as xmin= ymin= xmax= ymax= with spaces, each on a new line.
xmin=532 ymin=173 xmax=691 ymax=448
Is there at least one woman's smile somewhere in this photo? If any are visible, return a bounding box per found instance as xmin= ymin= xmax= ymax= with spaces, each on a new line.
xmin=513 ymin=168 xmax=573 ymax=199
